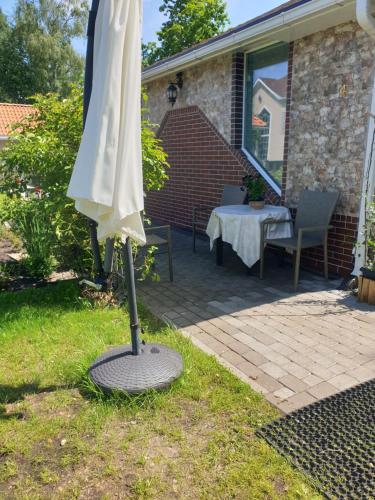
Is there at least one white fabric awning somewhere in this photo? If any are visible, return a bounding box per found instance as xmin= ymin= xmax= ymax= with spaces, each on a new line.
xmin=68 ymin=0 xmax=146 ymax=245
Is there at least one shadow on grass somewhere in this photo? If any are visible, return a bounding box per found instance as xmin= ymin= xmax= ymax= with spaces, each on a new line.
xmin=0 ymin=382 xmax=71 ymax=420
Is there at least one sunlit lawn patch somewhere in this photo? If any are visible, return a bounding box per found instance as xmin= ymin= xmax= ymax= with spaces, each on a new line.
xmin=0 ymin=282 xmax=320 ymax=499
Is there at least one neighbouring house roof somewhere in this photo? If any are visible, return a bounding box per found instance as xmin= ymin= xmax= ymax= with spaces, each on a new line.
xmin=142 ymin=0 xmax=355 ymax=83
xmin=0 ymin=103 xmax=34 ymax=137
xmin=261 ymin=77 xmax=288 ymax=99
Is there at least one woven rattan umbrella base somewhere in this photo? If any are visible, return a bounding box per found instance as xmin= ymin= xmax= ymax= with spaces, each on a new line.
xmin=89 ymin=343 xmax=183 ymax=393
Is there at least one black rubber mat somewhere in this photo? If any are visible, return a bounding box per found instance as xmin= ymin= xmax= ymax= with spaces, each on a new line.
xmin=256 ymin=379 xmax=375 ymax=499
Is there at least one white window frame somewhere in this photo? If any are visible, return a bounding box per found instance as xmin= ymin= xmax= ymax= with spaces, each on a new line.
xmin=241 ymin=44 xmax=287 ymax=196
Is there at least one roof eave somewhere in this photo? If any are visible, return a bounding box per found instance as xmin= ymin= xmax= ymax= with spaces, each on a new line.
xmin=142 ymin=0 xmax=356 ymax=83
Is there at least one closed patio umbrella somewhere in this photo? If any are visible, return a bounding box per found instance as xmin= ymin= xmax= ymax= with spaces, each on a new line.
xmin=68 ymin=0 xmax=182 ymax=393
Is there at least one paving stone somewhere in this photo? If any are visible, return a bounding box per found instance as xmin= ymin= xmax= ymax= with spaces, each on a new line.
xmin=260 ymin=362 xmax=288 ymax=379
xmin=192 ymin=331 xmax=217 ymax=344
xmin=221 ymin=350 xmax=245 ymax=366
xmin=206 ymin=339 xmax=228 ymax=355
xmin=227 ymin=340 xmax=249 ymax=355
xmin=264 ymin=393 xmax=281 ymax=406
xmin=164 ymin=311 xmax=181 ymax=320
xmin=329 ymin=364 xmax=347 ymax=375
xmin=278 ymin=392 xmax=317 ymax=413
xmin=347 ymin=366 xmax=374 ymax=383
xmin=209 ymin=330 xmax=234 ymax=345
xmin=255 ymin=373 xmax=284 ymax=393
xmin=264 ymin=351 xmax=290 ymax=365
xmin=242 ymin=349 xmax=268 ymax=366
xmin=279 ymin=374 xmax=308 ymax=393
xmin=273 ymin=387 xmax=295 ymax=400
xmin=328 ymin=373 xmax=359 ymax=391
xmin=269 ymin=342 xmax=295 ymax=356
xmin=303 ymin=374 xmax=324 ymax=387
xmin=282 ymin=361 xmax=310 ymax=379
xmin=307 ymin=382 xmax=337 ymax=399
xmin=237 ymin=361 xmax=261 ymax=380
xmin=309 ymin=364 xmax=334 ymax=380
xmin=309 ymin=353 xmax=336 ymax=368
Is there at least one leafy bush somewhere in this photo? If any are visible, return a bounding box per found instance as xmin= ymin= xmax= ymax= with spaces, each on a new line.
xmin=0 ymin=85 xmax=169 ymax=276
xmin=364 ymin=201 xmax=375 ymax=271
xmin=15 ymin=201 xmax=56 ymax=278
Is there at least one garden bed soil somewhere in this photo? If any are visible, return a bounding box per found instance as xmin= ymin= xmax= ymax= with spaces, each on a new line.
xmin=0 ymin=238 xmax=17 ymax=264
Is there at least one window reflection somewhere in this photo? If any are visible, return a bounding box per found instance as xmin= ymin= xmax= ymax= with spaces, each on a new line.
xmin=245 ymin=44 xmax=289 ymax=186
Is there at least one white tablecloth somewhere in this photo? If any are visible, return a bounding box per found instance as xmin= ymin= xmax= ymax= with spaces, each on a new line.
xmin=206 ymin=204 xmax=292 ymax=268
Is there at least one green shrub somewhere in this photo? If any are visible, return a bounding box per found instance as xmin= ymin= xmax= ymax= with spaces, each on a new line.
xmin=17 ymin=208 xmax=56 ymax=279
xmin=0 ymin=85 xmax=169 ymax=276
xmin=365 ymin=201 xmax=375 ymax=271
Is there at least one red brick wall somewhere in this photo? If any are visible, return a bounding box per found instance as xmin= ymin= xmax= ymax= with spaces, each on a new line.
xmin=145 ymin=105 xmax=279 ymax=230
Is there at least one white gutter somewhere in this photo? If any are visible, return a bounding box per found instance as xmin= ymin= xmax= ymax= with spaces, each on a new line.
xmin=0 ymin=135 xmax=8 ymax=141
xmin=353 ymin=0 xmax=375 ymax=275
xmin=143 ymin=0 xmax=354 ymax=83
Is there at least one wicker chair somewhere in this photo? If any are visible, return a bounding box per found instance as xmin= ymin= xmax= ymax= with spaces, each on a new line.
xmin=192 ymin=184 xmax=246 ymax=252
xmin=260 ymin=190 xmax=339 ymax=290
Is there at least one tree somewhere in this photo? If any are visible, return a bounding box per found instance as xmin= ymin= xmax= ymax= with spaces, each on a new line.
xmin=143 ymin=0 xmax=229 ymax=66
xmin=0 ymin=1 xmax=88 ymax=103
xmin=0 ymin=86 xmax=169 ymax=275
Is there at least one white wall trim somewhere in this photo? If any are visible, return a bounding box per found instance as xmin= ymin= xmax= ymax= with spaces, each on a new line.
xmin=353 ymin=0 xmax=375 ymax=275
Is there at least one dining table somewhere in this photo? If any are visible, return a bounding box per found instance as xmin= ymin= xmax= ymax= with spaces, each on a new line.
xmin=206 ymin=204 xmax=292 ymax=268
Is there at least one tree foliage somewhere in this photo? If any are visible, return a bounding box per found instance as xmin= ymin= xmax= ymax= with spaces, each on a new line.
xmin=143 ymin=0 xmax=229 ymax=66
xmin=0 ymin=86 xmax=169 ymax=275
xmin=0 ymin=0 xmax=88 ymax=103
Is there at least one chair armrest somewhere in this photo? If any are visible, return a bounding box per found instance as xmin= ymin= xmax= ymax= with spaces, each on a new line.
xmin=261 ymin=218 xmax=294 ymax=238
xmin=261 ymin=218 xmax=293 ymax=227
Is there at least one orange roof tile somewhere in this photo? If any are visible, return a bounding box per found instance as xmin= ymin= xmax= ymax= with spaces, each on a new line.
xmin=252 ymin=115 xmax=267 ymax=127
xmin=0 ymin=103 xmax=35 ymax=137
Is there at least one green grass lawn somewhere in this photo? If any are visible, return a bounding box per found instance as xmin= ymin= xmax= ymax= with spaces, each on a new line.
xmin=0 ymin=281 xmax=319 ymax=499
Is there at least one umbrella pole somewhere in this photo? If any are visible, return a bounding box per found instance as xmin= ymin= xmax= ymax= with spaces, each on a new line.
xmin=122 ymin=238 xmax=141 ymax=356
xmin=85 ymin=0 xmax=104 ymax=279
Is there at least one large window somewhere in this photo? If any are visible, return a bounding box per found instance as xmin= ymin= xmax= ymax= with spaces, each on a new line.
xmin=244 ymin=43 xmax=289 ymax=187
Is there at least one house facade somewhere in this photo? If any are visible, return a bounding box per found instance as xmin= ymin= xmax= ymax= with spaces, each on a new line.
xmin=143 ymin=0 xmax=375 ymax=277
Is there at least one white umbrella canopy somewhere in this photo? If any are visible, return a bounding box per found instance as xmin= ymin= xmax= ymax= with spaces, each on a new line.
xmin=68 ymin=0 xmax=146 ymax=245
xmin=68 ymin=0 xmax=183 ymax=393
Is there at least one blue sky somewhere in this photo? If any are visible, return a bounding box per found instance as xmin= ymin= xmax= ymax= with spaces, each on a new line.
xmin=0 ymin=0 xmax=283 ymax=54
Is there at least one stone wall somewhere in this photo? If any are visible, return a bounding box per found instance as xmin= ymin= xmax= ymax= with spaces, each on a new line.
xmin=144 ymin=53 xmax=232 ymax=143
xmin=286 ymin=21 xmax=375 ymax=216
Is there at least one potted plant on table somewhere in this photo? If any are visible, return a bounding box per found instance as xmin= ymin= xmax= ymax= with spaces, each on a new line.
xmin=242 ymin=174 xmax=266 ymax=210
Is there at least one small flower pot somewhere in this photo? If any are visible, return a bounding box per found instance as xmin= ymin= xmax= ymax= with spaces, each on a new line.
xmin=249 ymin=200 xmax=265 ymax=210
xmin=360 ymin=267 xmax=375 ymax=281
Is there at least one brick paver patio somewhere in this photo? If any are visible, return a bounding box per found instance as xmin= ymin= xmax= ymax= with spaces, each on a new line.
xmin=138 ymin=228 xmax=375 ymax=413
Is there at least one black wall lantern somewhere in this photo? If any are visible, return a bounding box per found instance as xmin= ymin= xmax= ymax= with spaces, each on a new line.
xmin=167 ymin=72 xmax=183 ymax=106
